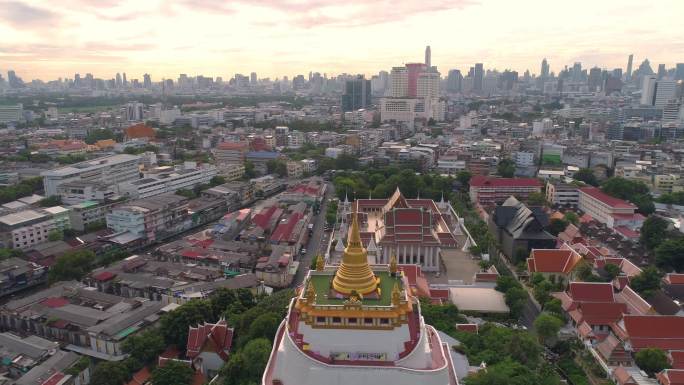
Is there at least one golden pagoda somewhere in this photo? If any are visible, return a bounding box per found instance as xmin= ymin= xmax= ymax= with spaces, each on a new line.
xmin=332 ymin=205 xmax=378 ymax=295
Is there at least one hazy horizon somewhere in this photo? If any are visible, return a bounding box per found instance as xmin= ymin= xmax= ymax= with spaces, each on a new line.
xmin=2 ymin=0 xmax=683 ymax=81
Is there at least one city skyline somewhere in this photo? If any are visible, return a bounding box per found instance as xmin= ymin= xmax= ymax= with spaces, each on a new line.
xmin=2 ymin=0 xmax=683 ymax=81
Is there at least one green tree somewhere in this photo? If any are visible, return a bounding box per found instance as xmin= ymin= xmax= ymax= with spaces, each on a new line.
xmin=90 ymin=361 xmax=130 ymax=385
xmin=456 ymin=171 xmax=472 ymax=190
xmin=527 ymin=192 xmax=547 ymax=206
xmin=601 ymin=177 xmax=654 ymax=215
xmin=635 ymin=348 xmax=670 ymax=377
xmin=0 ymin=248 xmax=24 ymax=261
xmin=247 ymin=312 xmax=281 ymax=342
xmin=533 ymin=280 xmax=553 ymax=305
xmin=604 ymin=263 xmax=621 ymax=280
xmin=243 ymin=161 xmax=257 ymax=179
xmin=210 ymin=175 xmax=226 ymax=186
xmin=221 ymin=338 xmax=272 ymax=385
xmin=48 ymin=230 xmax=64 ymax=242
xmin=640 ymin=216 xmax=670 ymax=250
xmin=48 ymin=250 xmax=96 ymax=283
xmin=563 ymin=212 xmax=579 ymax=225
xmin=656 ymin=238 xmax=684 ymax=272
xmin=150 ymin=360 xmax=194 ymax=385
xmin=122 ymin=330 xmax=165 ymax=365
xmin=266 ymin=159 xmax=287 ymax=177
xmin=84 ymin=128 xmax=116 ymax=144
xmin=630 ymin=266 xmax=663 ymax=297
xmin=547 ymin=218 xmax=569 ymax=236
xmin=573 ymin=168 xmax=598 ymax=186
xmin=159 ymin=300 xmax=214 ymax=349
xmin=497 ymin=158 xmax=516 ymax=178
xmin=39 ymin=196 xmax=62 ymax=207
xmin=657 ymin=191 xmax=684 ymax=205
xmin=534 ymin=313 xmax=563 ymax=345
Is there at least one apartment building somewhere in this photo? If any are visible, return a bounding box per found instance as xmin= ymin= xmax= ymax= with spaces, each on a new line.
xmin=118 ymin=162 xmax=217 ymax=199
xmin=41 ymin=154 xmax=141 ymax=197
xmin=545 ymin=181 xmax=580 ymax=207
xmin=0 ymin=206 xmax=71 ymax=250
xmin=212 ymin=141 xmax=249 ymax=165
xmin=106 ymin=194 xmax=190 ymax=243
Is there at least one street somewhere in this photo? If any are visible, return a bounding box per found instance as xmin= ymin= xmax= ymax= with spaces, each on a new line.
xmin=293 ymin=182 xmax=335 ymax=287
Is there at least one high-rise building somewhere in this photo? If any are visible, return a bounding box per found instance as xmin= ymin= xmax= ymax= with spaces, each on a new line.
xmin=540 ymin=58 xmax=550 ymax=78
xmin=446 ymin=69 xmax=463 ymax=93
xmin=676 ymin=63 xmax=684 ymax=81
xmin=122 ymin=72 xmax=128 ymax=86
xmin=473 ymin=63 xmax=484 ymax=92
xmin=125 ymin=101 xmax=144 ymax=121
xmin=7 ymin=70 xmax=22 ymax=88
xmin=0 ymin=104 xmax=24 ymax=124
xmin=641 ymin=75 xmax=657 ymax=105
xmin=341 ymin=75 xmax=371 ymax=112
xmin=588 ymin=67 xmax=603 ymax=91
xmin=389 ymin=67 xmax=408 ymax=98
xmin=250 ymin=72 xmax=257 ymax=85
xmin=626 ymin=54 xmax=634 ymax=81
xmin=143 ymin=74 xmax=152 ymax=88
xmin=424 ymin=45 xmax=431 ymax=67
xmin=41 ymin=154 xmax=141 ymax=197
xmin=658 ymin=64 xmax=667 ymax=80
xmin=115 ymin=73 xmax=122 ymax=88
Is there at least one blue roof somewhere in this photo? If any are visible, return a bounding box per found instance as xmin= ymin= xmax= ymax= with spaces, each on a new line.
xmin=246 ymin=151 xmax=279 ymax=159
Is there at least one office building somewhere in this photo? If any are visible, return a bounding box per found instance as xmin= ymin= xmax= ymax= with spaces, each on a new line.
xmin=0 ymin=104 xmax=24 ymax=124
xmin=106 ymin=194 xmax=189 ymax=243
xmin=125 ymin=101 xmax=144 ymax=121
xmin=425 ymin=45 xmax=431 ymax=67
xmin=626 ymin=54 xmax=634 ymax=81
xmin=341 ymin=76 xmax=371 ymax=112
xmin=0 ymin=206 xmax=71 ymax=250
xmin=446 ymin=69 xmax=463 ymax=93
xmin=41 ymin=154 xmax=141 ymax=197
xmin=578 ymin=187 xmax=644 ymax=230
xmin=118 ymin=162 xmax=218 ymax=199
xmin=473 ymin=63 xmax=484 ymax=92
xmin=469 ymin=176 xmax=543 ymax=206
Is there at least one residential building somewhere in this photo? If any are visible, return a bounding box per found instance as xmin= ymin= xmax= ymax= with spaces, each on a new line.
xmin=68 ymin=200 xmax=120 ymax=232
xmin=41 ymin=154 xmax=141 ymax=197
xmin=545 ymin=181 xmax=580 ymax=207
xmin=106 ymin=194 xmax=190 ymax=244
xmin=578 ymin=187 xmax=644 ymax=230
xmin=0 ymin=207 xmax=71 ymax=250
xmin=212 ymin=141 xmax=249 ymax=165
xmin=56 ymin=181 xmax=117 ymax=205
xmin=0 ymin=258 xmax=47 ymax=298
xmin=341 ymin=76 xmax=371 ymax=112
xmin=0 ymin=282 xmax=165 ymax=361
xmin=469 ymin=176 xmax=543 ymax=206
xmin=118 ymin=162 xmax=217 ymax=199
xmin=0 ymin=104 xmax=24 ymax=124
xmin=255 ymin=245 xmax=298 ymax=288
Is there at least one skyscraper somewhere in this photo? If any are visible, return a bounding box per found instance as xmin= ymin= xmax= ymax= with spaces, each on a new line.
xmin=588 ymin=67 xmax=602 ymax=91
xmin=250 ymin=72 xmax=257 ymax=85
xmin=657 ymin=64 xmax=667 ymax=80
xmin=446 ymin=69 xmax=463 ymax=93
xmin=473 ymin=63 xmax=484 ymax=92
xmin=425 ymin=45 xmax=431 ymax=68
xmin=540 ymin=58 xmax=550 ymax=78
xmin=143 ymin=74 xmax=152 ymax=88
xmin=641 ymin=75 xmax=657 ymax=105
xmin=676 ymin=63 xmax=684 ymax=81
xmin=389 ymin=67 xmax=408 ymax=97
xmin=341 ymin=75 xmax=371 ymax=112
xmin=115 ymin=73 xmax=122 ymax=88
xmin=122 ymin=72 xmax=128 ymax=86
xmin=626 ymin=54 xmax=634 ymax=81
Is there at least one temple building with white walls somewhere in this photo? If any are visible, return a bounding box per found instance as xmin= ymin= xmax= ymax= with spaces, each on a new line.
xmin=262 ymin=207 xmax=459 ymax=385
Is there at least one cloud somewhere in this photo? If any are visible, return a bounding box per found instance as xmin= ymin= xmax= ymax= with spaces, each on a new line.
xmin=0 ymin=0 xmax=59 ymax=27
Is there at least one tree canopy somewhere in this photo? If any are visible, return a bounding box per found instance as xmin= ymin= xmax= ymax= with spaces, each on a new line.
xmin=48 ymin=250 xmax=96 ymax=283
xmin=150 ymin=360 xmax=194 ymax=385
xmin=630 ymin=266 xmax=663 ymax=297
xmin=635 ymin=348 xmax=670 ymax=377
xmin=601 ymin=177 xmax=654 ymax=215
xmin=640 ymin=215 xmax=670 ymax=250
xmin=497 ymin=158 xmax=516 ymax=178
xmin=572 ymin=168 xmax=598 ymax=186
xmin=656 ymin=238 xmax=684 ymax=272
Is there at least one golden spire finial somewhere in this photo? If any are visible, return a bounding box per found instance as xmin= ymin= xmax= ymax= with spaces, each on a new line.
xmin=332 ymin=203 xmax=378 ymax=295
xmin=305 ymin=281 xmax=316 ymax=303
xmin=315 ymin=255 xmax=324 ymax=271
xmin=391 ymin=282 xmax=402 ymax=306
xmin=389 ymin=255 xmax=398 ymax=274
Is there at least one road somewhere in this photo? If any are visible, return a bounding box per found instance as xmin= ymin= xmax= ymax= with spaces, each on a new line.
xmin=293 ymin=182 xmax=335 ymax=287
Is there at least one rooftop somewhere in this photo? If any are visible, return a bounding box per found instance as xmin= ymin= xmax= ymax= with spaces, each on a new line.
xmin=579 ymin=187 xmax=636 ymax=209
xmin=308 ymin=270 xmax=401 ymax=306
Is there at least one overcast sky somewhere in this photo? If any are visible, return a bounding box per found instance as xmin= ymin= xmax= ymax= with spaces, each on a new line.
xmin=1 ymin=0 xmax=683 ymax=81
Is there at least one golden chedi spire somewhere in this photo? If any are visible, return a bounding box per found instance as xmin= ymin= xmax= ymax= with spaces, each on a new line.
xmin=332 ymin=204 xmax=378 ymax=296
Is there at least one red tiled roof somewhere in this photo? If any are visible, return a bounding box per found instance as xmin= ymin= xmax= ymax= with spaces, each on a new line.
xmin=187 ymin=319 xmax=234 ymax=361
xmin=579 ymin=187 xmax=636 ymax=209
xmin=217 ymin=141 xmax=248 ymax=150
xmin=126 ymin=367 xmax=151 ymax=385
xmin=577 ymin=302 xmax=627 ymax=325
xmin=455 ymin=324 xmax=478 ymax=333
xmin=671 ymin=351 xmax=684 ymax=369
xmin=41 ymin=297 xmax=69 ymax=308
xmin=569 ymin=282 xmax=615 ymax=302
xmin=623 ymin=315 xmax=684 ymax=351
xmin=658 ymin=369 xmax=684 ymax=385
xmin=270 ymin=212 xmax=303 ymax=243
xmin=41 ymin=372 xmax=66 ymax=385
xmin=528 ymin=249 xmax=582 ymax=274
xmin=125 ymin=123 xmax=156 ymax=139
xmin=469 ymin=175 xmax=543 ymax=188
xmin=665 ymin=274 xmax=684 ymax=285
xmin=93 ymin=271 xmax=116 ymax=282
